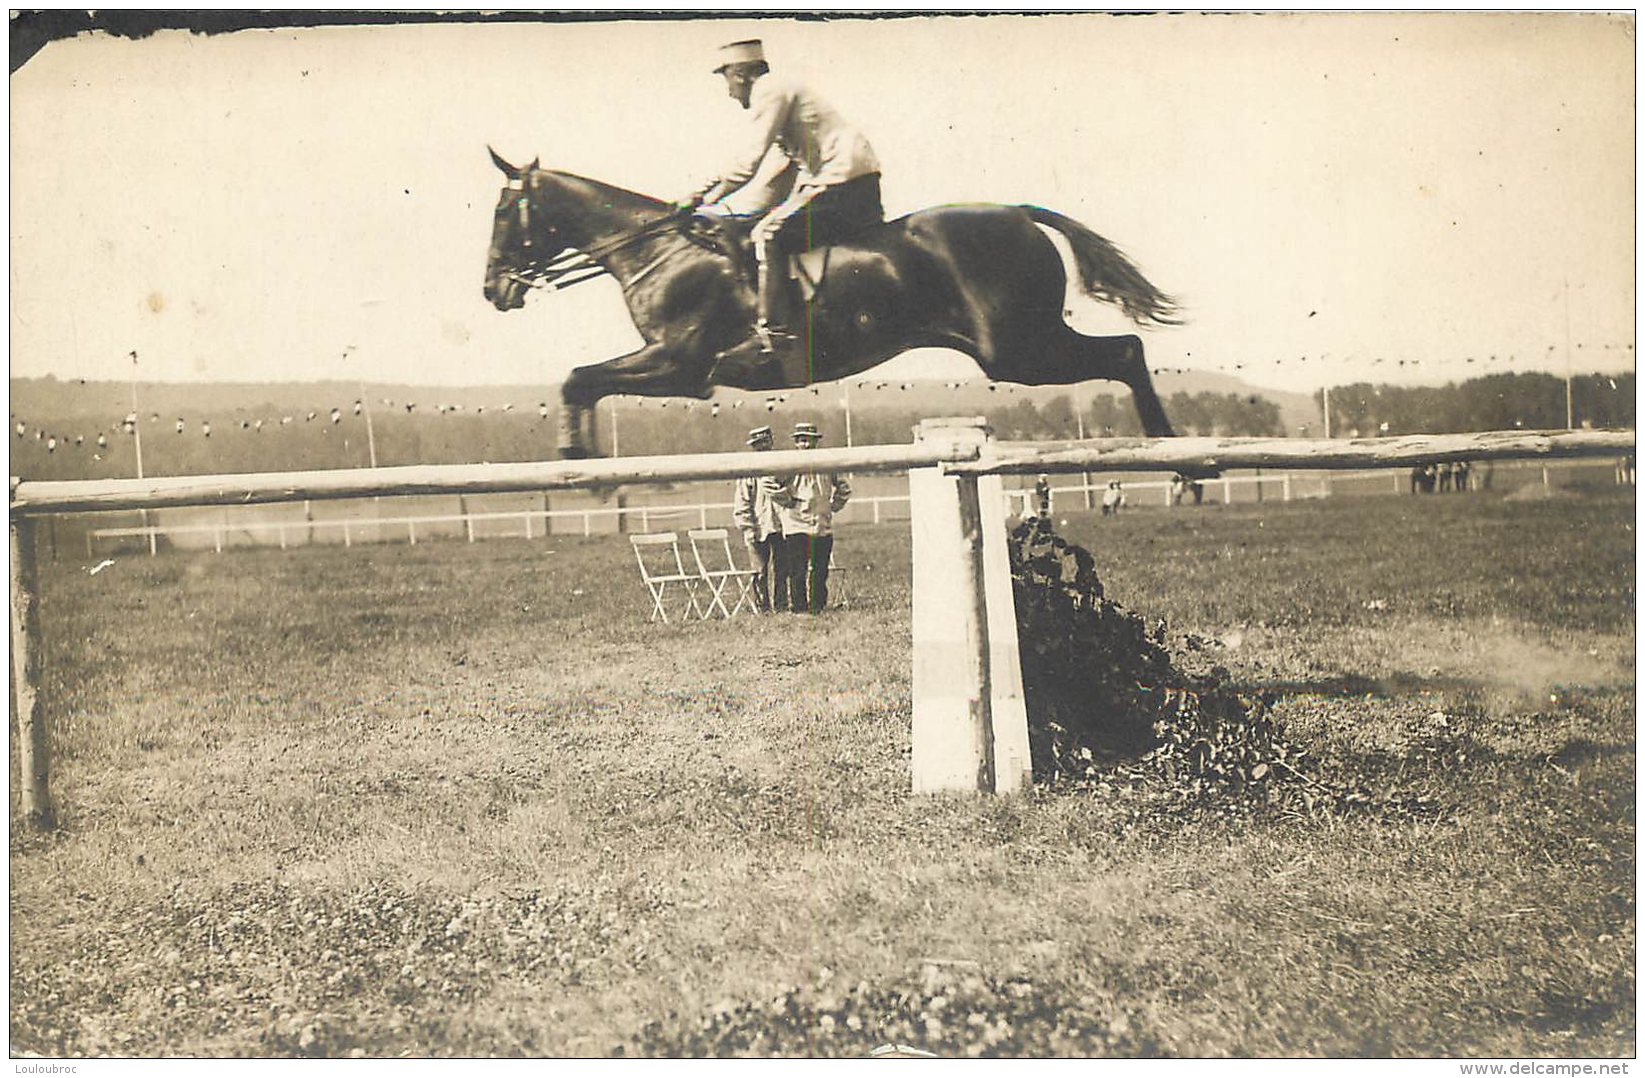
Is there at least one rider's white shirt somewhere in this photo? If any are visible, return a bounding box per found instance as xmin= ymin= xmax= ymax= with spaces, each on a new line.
xmin=710 ymin=73 xmax=881 ymax=197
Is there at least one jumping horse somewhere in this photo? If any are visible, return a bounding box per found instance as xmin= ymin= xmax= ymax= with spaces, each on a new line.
xmin=482 ymin=149 xmax=1185 ymax=458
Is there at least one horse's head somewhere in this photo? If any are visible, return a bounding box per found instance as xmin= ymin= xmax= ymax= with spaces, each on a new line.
xmin=483 ymin=147 xmax=565 ymax=311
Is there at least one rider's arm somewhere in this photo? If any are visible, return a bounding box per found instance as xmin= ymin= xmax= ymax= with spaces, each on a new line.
xmin=706 ymin=78 xmax=792 ymax=198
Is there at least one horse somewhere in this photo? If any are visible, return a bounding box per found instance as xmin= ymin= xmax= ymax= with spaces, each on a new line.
xmin=482 ymin=150 xmax=1185 ymax=458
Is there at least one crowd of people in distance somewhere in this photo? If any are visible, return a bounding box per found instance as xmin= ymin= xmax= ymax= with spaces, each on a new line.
xmin=732 ymin=423 xmax=851 ymax=615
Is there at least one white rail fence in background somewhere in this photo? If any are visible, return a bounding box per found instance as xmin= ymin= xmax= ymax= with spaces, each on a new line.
xmin=82 ymin=454 xmax=1630 ymax=556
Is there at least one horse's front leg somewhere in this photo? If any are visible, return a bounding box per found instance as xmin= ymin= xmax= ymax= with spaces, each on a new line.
xmin=558 ymin=344 xmax=713 ymax=459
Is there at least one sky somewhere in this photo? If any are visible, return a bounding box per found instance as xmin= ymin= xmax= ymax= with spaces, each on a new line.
xmin=8 ymin=12 xmax=1636 ymax=396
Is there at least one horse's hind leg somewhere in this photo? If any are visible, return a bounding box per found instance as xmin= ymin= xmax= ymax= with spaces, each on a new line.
xmin=1015 ymin=330 xmax=1177 ymax=438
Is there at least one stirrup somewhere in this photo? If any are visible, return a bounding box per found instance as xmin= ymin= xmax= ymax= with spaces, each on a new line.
xmin=755 ymin=320 xmax=799 ymax=355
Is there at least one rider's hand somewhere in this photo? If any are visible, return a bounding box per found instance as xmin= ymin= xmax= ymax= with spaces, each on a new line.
xmin=673 ymin=192 xmax=704 ymax=214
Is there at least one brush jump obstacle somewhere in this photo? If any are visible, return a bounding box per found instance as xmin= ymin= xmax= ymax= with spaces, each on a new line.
xmin=10 ymin=424 xmax=1634 ymax=827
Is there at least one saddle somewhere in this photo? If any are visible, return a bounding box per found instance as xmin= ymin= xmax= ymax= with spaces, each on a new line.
xmin=681 ymin=215 xmax=869 ymax=305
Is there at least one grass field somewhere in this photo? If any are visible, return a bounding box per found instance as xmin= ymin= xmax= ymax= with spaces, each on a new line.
xmin=9 ymin=486 xmax=1636 ymax=1057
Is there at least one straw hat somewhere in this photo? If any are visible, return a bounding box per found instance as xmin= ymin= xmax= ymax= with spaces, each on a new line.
xmin=746 ymin=425 xmax=774 ymax=446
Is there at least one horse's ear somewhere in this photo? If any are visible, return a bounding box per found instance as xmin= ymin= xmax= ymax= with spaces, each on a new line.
xmin=526 ymin=156 xmax=540 ymax=171
xmin=488 ymin=145 xmax=521 ymax=179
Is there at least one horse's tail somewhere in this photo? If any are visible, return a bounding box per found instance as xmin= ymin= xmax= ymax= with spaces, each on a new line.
xmin=1023 ymin=206 xmax=1182 ymax=326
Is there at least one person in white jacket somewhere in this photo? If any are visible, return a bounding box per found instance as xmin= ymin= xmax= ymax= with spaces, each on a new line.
xmin=770 ymin=421 xmax=851 ymax=614
xmin=731 ymin=425 xmax=785 ymax=612
xmin=676 ymin=39 xmax=883 ymax=361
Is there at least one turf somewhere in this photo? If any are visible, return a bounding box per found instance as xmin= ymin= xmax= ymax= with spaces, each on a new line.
xmin=9 ymin=487 xmax=1635 ymax=1057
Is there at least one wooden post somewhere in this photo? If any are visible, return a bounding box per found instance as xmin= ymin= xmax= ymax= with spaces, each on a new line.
xmin=460 ymin=495 xmax=475 ymax=543
xmin=541 ymin=492 xmax=552 ymax=538
xmin=10 ymin=494 xmax=53 ymax=830
xmin=909 ymin=418 xmax=1029 ymax=795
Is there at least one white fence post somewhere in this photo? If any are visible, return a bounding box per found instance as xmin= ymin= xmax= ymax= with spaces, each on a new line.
xmin=909 ymin=417 xmax=1029 ymax=795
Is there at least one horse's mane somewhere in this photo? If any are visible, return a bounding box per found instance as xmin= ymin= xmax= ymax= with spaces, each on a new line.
xmin=537 ymin=169 xmax=669 ymax=214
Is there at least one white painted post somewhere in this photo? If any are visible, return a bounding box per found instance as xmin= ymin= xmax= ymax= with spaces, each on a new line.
xmin=909 ymin=418 xmax=1030 ymax=795
xmin=9 ymin=498 xmax=53 ymax=829
xmin=1223 ymin=477 xmax=1233 ymax=504
xmin=1283 ymin=474 xmax=1292 ymax=501
xmin=343 ymin=523 xmax=351 ymax=548
xmin=583 ymin=512 xmax=591 ymax=537
xmin=408 ymin=520 xmax=416 ymax=545
xmin=873 ymin=499 xmax=881 ymax=525
xmin=699 ymin=506 xmax=708 ymax=529
xmin=523 ymin=509 xmax=532 ymax=540
xmin=278 ymin=524 xmax=287 ymax=550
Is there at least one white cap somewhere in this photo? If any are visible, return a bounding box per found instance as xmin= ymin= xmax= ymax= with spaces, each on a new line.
xmin=713 ymin=39 xmax=765 ymax=72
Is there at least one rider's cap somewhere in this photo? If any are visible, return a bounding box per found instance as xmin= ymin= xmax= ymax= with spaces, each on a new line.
xmin=793 ymin=421 xmax=821 ymax=441
xmin=714 ymin=39 xmax=765 ymax=73
xmin=747 ymin=425 xmax=774 ymax=445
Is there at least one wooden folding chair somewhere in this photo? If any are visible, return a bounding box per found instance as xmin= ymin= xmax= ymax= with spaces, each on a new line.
xmin=827 ymin=551 xmax=848 ymax=609
xmin=630 ymin=532 xmax=705 ymax=623
xmin=687 ymin=528 xmax=759 ymax=618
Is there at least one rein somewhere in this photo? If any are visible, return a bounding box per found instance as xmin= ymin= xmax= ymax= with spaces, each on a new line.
xmin=503 ymin=179 xmax=689 ymax=295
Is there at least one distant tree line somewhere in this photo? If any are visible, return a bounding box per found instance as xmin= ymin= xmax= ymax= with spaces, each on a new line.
xmin=1314 ymin=372 xmax=1635 ymax=438
xmin=11 ymin=373 xmax=1633 ymax=481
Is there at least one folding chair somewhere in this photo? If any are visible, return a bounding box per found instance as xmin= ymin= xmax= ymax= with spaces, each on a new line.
xmin=630 ymin=532 xmax=705 ymax=623
xmin=827 ymin=552 xmax=848 ymax=609
xmin=687 ymin=528 xmax=759 ymax=618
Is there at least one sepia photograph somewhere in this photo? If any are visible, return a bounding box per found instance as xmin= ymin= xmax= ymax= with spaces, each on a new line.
xmin=8 ymin=9 xmax=1636 ymax=1061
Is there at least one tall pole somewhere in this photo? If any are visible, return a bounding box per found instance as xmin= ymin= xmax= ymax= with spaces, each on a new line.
xmin=842 ymin=385 xmax=853 ymax=447
xmin=1564 ymin=278 xmax=1575 ymax=429
xmin=128 ymin=350 xmax=156 ymax=556
xmin=1322 ymin=385 xmax=1332 ymax=440
xmin=345 ymin=347 xmax=378 ymax=468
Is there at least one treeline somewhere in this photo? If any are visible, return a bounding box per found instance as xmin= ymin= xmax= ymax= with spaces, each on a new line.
xmin=10 ymin=373 xmax=1633 ymax=482
xmin=1317 ymin=372 xmax=1635 ymax=437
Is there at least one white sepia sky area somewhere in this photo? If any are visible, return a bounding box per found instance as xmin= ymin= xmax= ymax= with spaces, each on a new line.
xmin=8 ymin=12 xmax=1637 ymax=395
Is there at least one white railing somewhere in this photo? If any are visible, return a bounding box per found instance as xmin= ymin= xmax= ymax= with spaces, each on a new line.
xmin=80 ymin=455 xmax=1629 ymax=556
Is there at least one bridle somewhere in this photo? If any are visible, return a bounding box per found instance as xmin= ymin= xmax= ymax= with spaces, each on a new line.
xmin=499 ymin=171 xmax=689 ymax=296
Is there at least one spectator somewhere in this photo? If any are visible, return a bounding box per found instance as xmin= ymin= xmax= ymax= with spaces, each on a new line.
xmin=1034 ymin=475 xmax=1052 ymax=518
xmin=1101 ymin=480 xmax=1126 ymax=516
xmin=731 ymin=425 xmax=785 ymax=612
xmin=1169 ymin=473 xmax=1187 ymax=507
xmin=771 ymin=421 xmax=851 ymax=614
xmin=1454 ymin=459 xmax=1471 ymax=493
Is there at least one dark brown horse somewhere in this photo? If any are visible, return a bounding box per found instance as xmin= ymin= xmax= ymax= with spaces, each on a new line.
xmin=483 ymin=150 xmax=1184 ymax=457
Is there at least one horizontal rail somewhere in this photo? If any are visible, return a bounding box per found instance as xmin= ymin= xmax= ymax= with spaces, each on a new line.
xmin=949 ymin=429 xmax=1635 ymax=476
xmin=10 ymin=441 xmax=981 ymax=516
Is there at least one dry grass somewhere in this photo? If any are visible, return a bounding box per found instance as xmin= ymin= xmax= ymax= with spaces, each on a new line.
xmin=10 ymin=487 xmax=1635 ymax=1057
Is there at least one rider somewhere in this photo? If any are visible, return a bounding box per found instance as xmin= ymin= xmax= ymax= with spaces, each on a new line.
xmin=675 ymin=39 xmax=884 ymax=362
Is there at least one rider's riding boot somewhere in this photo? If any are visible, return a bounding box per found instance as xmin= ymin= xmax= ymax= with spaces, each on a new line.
xmin=755 ymin=259 xmax=801 ymax=355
